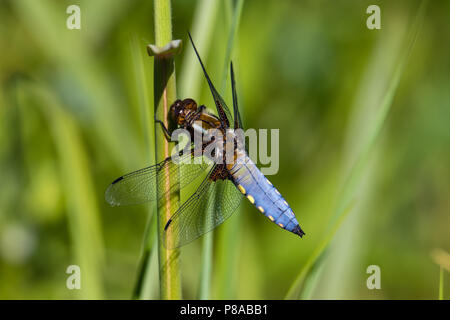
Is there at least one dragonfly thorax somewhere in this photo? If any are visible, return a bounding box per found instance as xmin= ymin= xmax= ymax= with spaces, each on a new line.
xmin=170 ymin=98 xmax=221 ymax=130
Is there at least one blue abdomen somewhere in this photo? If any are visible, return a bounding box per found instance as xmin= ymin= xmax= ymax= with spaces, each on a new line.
xmin=229 ymin=154 xmax=305 ymax=237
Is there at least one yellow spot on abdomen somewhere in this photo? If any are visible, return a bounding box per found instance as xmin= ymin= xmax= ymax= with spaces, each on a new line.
xmin=247 ymin=195 xmax=255 ymax=204
xmin=238 ymin=184 xmax=246 ymax=194
xmin=258 ymin=206 xmax=265 ymax=213
xmin=278 ymin=223 xmax=284 ymax=228
xmin=268 ymin=215 xmax=274 ymax=221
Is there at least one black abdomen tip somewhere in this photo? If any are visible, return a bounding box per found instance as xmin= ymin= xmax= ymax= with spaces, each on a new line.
xmin=293 ymin=225 xmax=305 ymax=238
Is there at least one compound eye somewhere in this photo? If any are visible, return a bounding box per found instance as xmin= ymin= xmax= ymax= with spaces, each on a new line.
xmin=178 ymin=106 xmax=185 ymax=117
xmin=182 ymin=98 xmax=197 ymax=110
xmin=170 ymin=100 xmax=183 ymax=121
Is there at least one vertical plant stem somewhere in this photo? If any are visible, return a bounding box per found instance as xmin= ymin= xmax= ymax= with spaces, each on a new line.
xmin=431 ymin=249 xmax=449 ymax=300
xmin=198 ymin=201 xmax=214 ymax=300
xmin=439 ymin=266 xmax=444 ymax=300
xmin=152 ymin=0 xmax=182 ymax=300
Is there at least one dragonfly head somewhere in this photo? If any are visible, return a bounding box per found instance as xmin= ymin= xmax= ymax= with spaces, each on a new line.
xmin=170 ymin=98 xmax=198 ymax=125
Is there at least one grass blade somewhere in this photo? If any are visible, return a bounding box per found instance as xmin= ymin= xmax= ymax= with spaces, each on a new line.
xmin=12 ymin=0 xmax=142 ymax=169
xmin=285 ymin=1 xmax=428 ymax=299
xmin=285 ymin=200 xmax=355 ymax=299
xmin=179 ymin=0 xmax=221 ymax=99
xmin=19 ymin=82 xmax=105 ymax=299
xmin=439 ymin=267 xmax=444 ymax=300
xmin=431 ymin=248 xmax=450 ymax=300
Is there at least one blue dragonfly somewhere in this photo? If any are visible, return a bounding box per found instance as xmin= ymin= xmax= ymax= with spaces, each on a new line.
xmin=105 ymin=34 xmax=305 ymax=248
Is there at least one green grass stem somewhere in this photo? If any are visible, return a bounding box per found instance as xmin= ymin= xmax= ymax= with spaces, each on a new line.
xmin=151 ymin=0 xmax=182 ymax=300
xmin=439 ymin=266 xmax=444 ymax=300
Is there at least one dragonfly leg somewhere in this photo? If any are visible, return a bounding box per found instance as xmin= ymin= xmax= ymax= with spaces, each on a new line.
xmin=155 ymin=119 xmax=173 ymax=141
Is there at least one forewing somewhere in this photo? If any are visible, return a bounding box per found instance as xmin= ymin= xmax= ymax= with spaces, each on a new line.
xmin=188 ymin=33 xmax=233 ymax=128
xmin=163 ymin=173 xmax=243 ymax=248
xmin=230 ymin=61 xmax=244 ymax=130
xmin=105 ymin=151 xmax=213 ymax=206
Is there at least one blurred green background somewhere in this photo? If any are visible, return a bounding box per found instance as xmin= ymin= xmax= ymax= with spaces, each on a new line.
xmin=1 ymin=0 xmax=449 ymax=299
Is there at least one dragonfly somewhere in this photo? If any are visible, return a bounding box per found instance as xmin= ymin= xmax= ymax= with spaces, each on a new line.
xmin=105 ymin=34 xmax=305 ymax=248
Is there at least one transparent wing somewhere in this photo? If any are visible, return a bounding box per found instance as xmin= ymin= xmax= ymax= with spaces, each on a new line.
xmin=163 ymin=171 xmax=243 ymax=248
xmin=188 ymin=33 xmax=233 ymax=128
xmin=230 ymin=61 xmax=244 ymax=130
xmin=212 ymin=83 xmax=234 ymax=128
xmin=105 ymin=151 xmax=213 ymax=206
